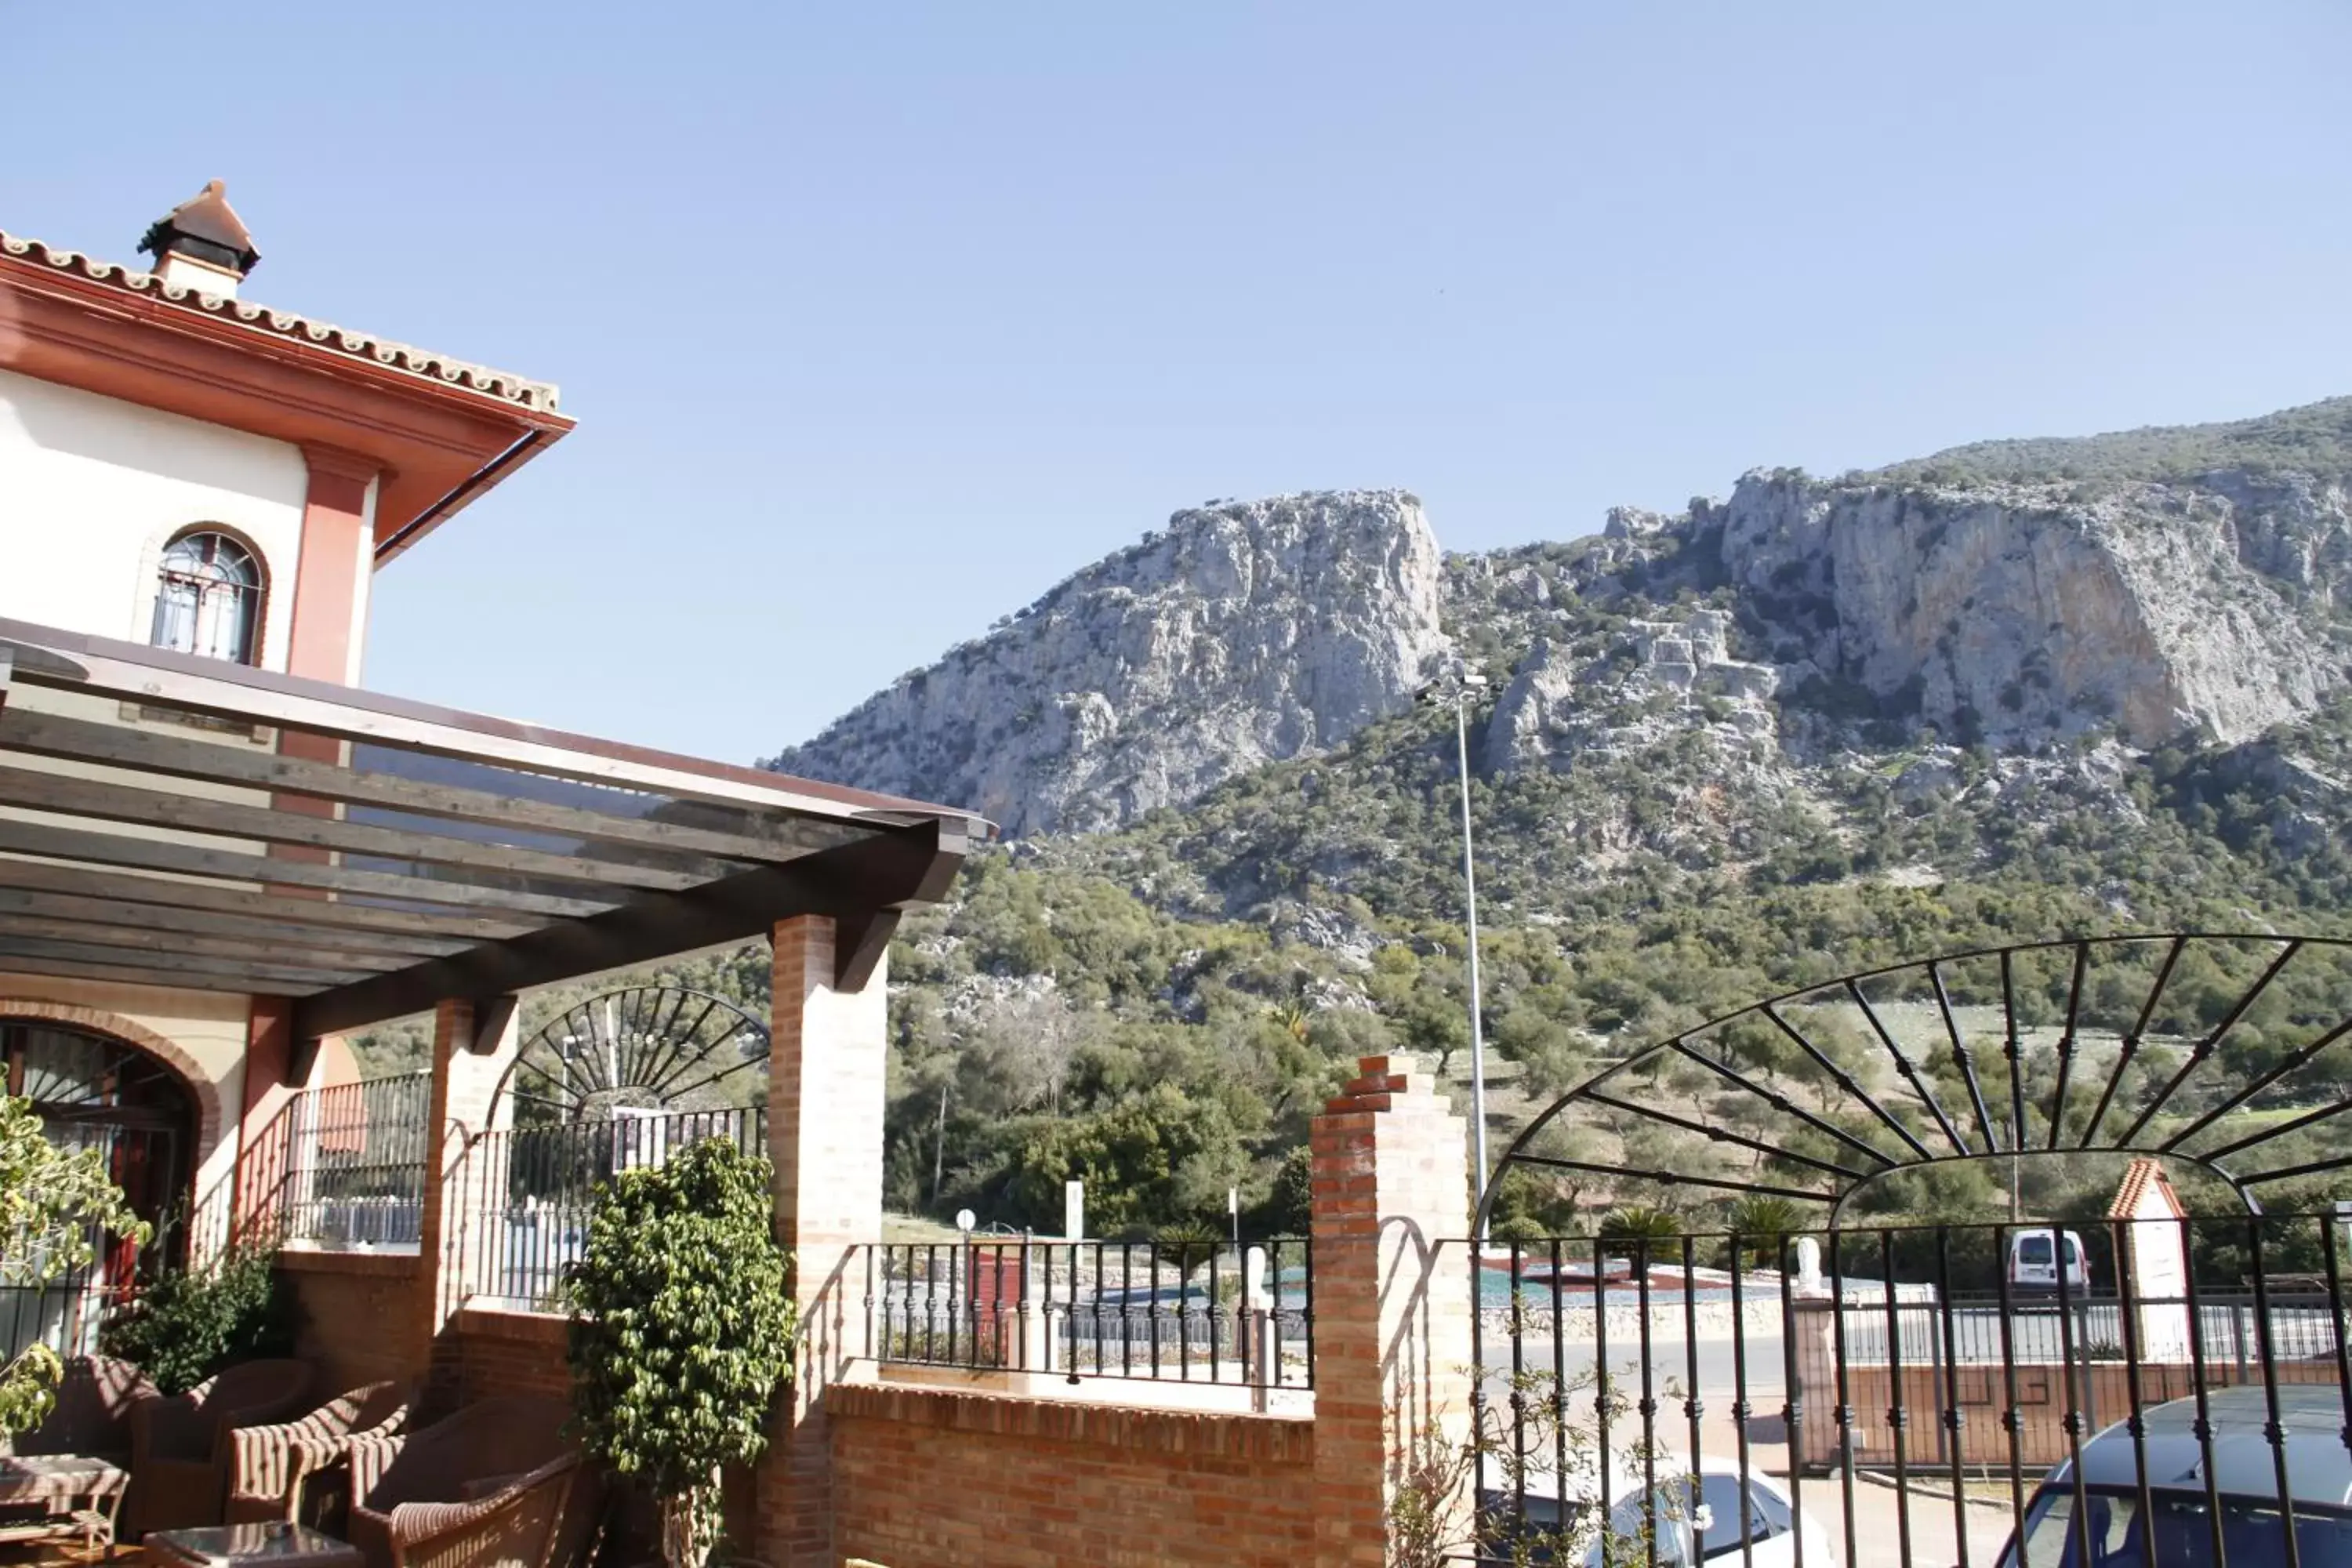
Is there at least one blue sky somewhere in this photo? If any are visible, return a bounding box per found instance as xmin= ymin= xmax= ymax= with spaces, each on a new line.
xmin=9 ymin=4 xmax=2349 ymax=760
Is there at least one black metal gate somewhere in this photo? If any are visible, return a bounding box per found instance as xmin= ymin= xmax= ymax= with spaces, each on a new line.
xmin=1459 ymin=1214 xmax=2352 ymax=1567
xmin=1454 ymin=935 xmax=2352 ymax=1566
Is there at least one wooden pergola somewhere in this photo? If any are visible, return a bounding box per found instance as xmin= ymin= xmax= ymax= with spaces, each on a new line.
xmin=0 ymin=616 xmax=982 ymax=1049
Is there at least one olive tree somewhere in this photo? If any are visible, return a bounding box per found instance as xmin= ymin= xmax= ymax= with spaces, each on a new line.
xmin=565 ymin=1138 xmax=795 ymax=1568
xmin=0 ymin=1095 xmax=147 ymax=1433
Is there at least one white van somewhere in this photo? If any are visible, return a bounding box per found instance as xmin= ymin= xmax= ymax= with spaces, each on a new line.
xmin=2006 ymin=1227 xmax=2090 ymax=1295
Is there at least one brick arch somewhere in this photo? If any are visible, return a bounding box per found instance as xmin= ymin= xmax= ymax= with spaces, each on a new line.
xmin=0 ymin=998 xmax=227 ymax=1163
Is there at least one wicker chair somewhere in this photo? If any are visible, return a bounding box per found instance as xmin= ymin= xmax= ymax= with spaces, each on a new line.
xmin=125 ymin=1358 xmax=314 ymax=1537
xmin=345 ymin=1397 xmax=580 ymax=1568
xmin=2 ymin=1356 xmax=154 ymax=1465
xmin=225 ymin=1379 xmax=412 ymax=1525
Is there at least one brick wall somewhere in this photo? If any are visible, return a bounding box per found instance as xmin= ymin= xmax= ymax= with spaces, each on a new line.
xmin=279 ymin=1250 xmax=425 ymax=1395
xmin=1798 ymin=1353 xmax=2343 ymax=1470
xmin=1310 ymin=1057 xmax=1475 ymax=1566
xmin=450 ymin=1306 xmax=572 ymax=1402
xmin=830 ymin=1383 xmax=1316 ymax=1568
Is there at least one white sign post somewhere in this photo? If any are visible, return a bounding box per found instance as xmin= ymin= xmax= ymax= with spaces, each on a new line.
xmin=1065 ymin=1179 xmax=1084 ymax=1243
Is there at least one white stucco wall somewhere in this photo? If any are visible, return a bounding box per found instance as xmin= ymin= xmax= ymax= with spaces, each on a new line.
xmin=0 ymin=367 xmax=307 ymax=670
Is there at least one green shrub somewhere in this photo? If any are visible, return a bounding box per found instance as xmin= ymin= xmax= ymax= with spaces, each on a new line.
xmin=100 ymin=1244 xmax=299 ymax=1396
xmin=566 ymin=1137 xmax=795 ymax=1568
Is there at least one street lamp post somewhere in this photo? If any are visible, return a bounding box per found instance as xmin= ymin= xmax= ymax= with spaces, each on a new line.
xmin=1424 ymin=664 xmax=1491 ymax=1239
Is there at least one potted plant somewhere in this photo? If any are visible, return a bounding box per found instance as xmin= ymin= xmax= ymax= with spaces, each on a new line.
xmin=98 ymin=1242 xmax=299 ymax=1395
xmin=565 ymin=1137 xmax=795 ymax=1568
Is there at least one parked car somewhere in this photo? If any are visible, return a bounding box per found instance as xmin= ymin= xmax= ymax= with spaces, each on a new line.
xmin=1479 ymin=1454 xmax=1830 ymax=1565
xmin=1995 ymin=1385 xmax=2352 ymax=1565
xmin=2007 ymin=1227 xmax=2091 ymax=1295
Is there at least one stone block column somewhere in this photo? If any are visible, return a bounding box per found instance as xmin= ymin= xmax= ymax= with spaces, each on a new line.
xmin=1310 ymin=1054 xmax=1476 ymax=1567
xmin=757 ymin=916 xmax=888 ymax=1568
xmin=416 ymin=997 xmax=519 ymax=1404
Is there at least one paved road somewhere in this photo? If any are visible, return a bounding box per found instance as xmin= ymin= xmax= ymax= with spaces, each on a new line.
xmin=1482 ymin=1326 xmax=1789 ymax=1403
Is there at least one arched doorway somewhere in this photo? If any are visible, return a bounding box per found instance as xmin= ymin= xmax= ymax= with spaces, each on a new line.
xmin=0 ymin=1018 xmax=199 ymax=1357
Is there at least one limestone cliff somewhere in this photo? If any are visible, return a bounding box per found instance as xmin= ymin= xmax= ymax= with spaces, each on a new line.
xmin=767 ymin=490 xmax=1447 ymax=836
xmin=1478 ymin=400 xmax=2352 ymax=775
xmin=1715 ymin=467 xmax=2350 ymax=749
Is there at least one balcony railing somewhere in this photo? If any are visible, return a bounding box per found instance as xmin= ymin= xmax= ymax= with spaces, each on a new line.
xmin=245 ymin=1073 xmax=431 ymax=1250
xmin=865 ymin=1237 xmax=1314 ymax=1392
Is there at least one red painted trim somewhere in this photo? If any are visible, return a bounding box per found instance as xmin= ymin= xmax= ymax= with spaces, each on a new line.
xmin=0 ymin=257 xmax=571 ymax=559
xmin=287 ymin=453 xmax=372 ymax=685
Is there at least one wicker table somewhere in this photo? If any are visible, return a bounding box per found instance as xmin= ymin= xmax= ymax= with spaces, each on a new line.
xmin=0 ymin=1454 xmax=126 ymax=1553
xmin=147 ymin=1523 xmax=365 ymax=1568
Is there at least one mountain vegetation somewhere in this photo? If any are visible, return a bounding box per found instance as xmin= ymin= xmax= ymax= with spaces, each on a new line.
xmin=356 ymin=397 xmax=2352 ymax=1249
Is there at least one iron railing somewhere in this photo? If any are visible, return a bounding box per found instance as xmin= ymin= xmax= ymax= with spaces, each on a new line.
xmin=239 ymin=1073 xmax=432 ymax=1250
xmin=282 ymin=1074 xmax=431 ymax=1247
xmin=866 ymin=1238 xmax=1313 ymax=1392
xmin=1461 ymin=1214 xmax=2352 ymax=1567
xmin=456 ymin=1108 xmax=764 ymax=1310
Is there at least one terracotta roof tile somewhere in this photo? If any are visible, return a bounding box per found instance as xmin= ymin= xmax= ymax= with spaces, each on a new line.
xmin=2106 ymin=1156 xmax=2186 ymax=1221
xmin=0 ymin=229 xmax=561 ymax=413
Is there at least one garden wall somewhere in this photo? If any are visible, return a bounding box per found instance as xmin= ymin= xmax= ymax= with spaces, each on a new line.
xmin=278 ymin=1250 xmax=425 ymax=1395
xmin=827 ymin=1382 xmax=1317 ymax=1568
xmin=448 ymin=1305 xmax=572 ymax=1401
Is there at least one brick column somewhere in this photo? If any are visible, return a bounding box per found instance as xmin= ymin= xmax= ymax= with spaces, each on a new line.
xmin=757 ymin=916 xmax=887 ymax=1568
xmin=1310 ymin=1054 xmax=1476 ymax=1567
xmin=416 ymin=997 xmax=520 ymax=1406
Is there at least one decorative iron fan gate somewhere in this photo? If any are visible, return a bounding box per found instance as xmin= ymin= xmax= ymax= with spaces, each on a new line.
xmin=1475 ymin=933 xmax=2352 ymax=1232
xmin=490 ymin=985 xmax=769 ymax=1125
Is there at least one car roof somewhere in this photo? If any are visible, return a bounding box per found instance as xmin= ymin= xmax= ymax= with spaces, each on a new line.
xmin=2063 ymin=1385 xmax=2352 ymax=1506
xmin=1481 ymin=1453 xmax=1777 ymax=1504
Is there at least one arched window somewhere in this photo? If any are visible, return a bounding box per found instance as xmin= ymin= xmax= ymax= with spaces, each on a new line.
xmin=151 ymin=530 xmax=262 ymax=663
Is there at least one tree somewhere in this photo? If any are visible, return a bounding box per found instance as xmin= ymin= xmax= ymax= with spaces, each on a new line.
xmin=971 ymin=991 xmax=1098 ymax=1119
xmin=1596 ymin=1206 xmax=1683 ymax=1250
xmin=0 ymin=1095 xmax=147 ymax=1433
xmin=566 ymin=1138 xmax=795 ymax=1568
xmin=1723 ymin=1195 xmax=1806 ymax=1269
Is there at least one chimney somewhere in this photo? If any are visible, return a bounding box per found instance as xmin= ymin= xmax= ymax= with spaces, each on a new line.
xmin=138 ymin=180 xmax=260 ymax=299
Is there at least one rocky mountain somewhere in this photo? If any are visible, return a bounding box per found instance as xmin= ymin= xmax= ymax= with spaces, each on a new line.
xmin=731 ymin=397 xmax=2352 ymax=1236
xmin=773 ymin=399 xmax=2352 ymax=841
xmin=767 ymin=490 xmax=1446 ymax=835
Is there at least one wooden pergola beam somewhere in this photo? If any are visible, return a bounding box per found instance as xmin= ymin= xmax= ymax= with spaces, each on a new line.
xmin=0 ymin=619 xmax=967 ymax=830
xmin=293 ymin=819 xmax=966 ymax=1038
xmin=0 ymin=912 xmax=410 ymax=975
xmin=0 ymin=933 xmax=368 ymax=990
xmin=0 ymin=709 xmax=857 ymax=865
xmin=0 ymin=857 xmax=536 ymax=942
xmin=0 ymin=765 xmax=729 ymax=892
xmin=0 ymin=819 xmax=611 ymax=919
xmin=0 ymin=952 xmax=296 ymax=996
xmin=0 ymin=889 xmax=465 ymax=960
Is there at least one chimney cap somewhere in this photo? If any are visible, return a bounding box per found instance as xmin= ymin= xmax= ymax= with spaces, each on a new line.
xmin=139 ymin=179 xmax=260 ymax=277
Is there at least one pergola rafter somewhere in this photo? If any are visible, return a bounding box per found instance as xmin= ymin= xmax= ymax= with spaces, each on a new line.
xmin=0 ymin=618 xmax=988 ymax=1053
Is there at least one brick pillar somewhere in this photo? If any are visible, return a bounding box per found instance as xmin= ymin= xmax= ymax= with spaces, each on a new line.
xmin=1310 ymin=1054 xmax=1476 ymax=1567
xmin=757 ymin=916 xmax=887 ymax=1568
xmin=416 ymin=997 xmax=520 ymax=1406
xmin=227 ymin=996 xmax=298 ymax=1252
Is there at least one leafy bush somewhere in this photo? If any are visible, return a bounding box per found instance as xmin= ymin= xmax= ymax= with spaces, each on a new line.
xmin=566 ymin=1137 xmax=794 ymax=1568
xmin=100 ymin=1244 xmax=298 ymax=1396
xmin=1 ymin=1095 xmax=147 ymax=1431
